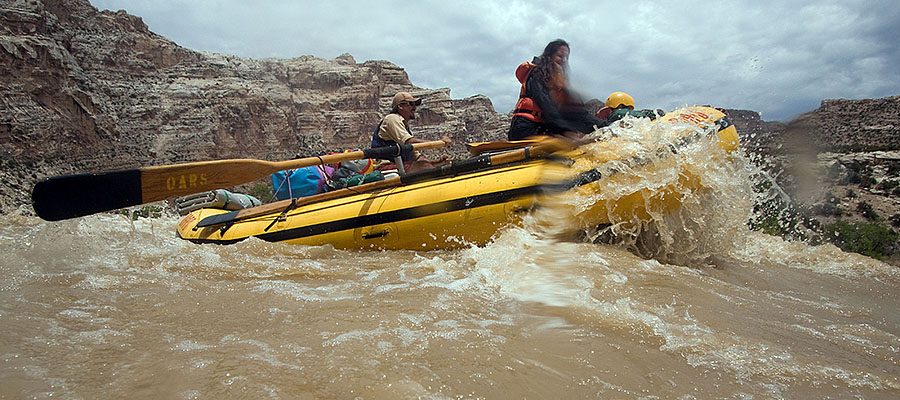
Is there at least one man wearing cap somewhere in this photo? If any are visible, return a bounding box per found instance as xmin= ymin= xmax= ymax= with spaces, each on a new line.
xmin=371 ymin=92 xmax=451 ymax=169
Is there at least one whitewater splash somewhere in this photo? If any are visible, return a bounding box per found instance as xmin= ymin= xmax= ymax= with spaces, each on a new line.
xmin=527 ymin=110 xmax=758 ymax=265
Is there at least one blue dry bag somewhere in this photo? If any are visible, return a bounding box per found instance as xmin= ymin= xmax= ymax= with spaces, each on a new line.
xmin=271 ymin=167 xmax=326 ymax=200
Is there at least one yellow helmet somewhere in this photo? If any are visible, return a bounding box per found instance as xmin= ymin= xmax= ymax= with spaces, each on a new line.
xmin=606 ymin=92 xmax=634 ymax=109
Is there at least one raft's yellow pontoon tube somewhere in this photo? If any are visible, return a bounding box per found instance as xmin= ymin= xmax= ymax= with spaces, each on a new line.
xmin=176 ymin=106 xmax=739 ymax=250
xmin=178 ymin=159 xmax=572 ymax=250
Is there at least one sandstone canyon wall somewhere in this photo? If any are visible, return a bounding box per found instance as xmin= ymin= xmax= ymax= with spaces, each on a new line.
xmin=0 ymin=0 xmax=509 ymax=214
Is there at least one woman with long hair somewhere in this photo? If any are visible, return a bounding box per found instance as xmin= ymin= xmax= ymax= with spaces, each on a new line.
xmin=508 ymin=39 xmax=607 ymax=140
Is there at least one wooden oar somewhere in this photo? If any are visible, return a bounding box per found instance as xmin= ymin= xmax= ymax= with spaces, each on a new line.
xmin=196 ymin=136 xmax=584 ymax=228
xmin=32 ymin=141 xmax=447 ymax=221
xmin=465 ymin=139 xmax=544 ymax=156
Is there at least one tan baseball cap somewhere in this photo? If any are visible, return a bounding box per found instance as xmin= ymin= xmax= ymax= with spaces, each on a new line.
xmin=392 ymin=92 xmax=422 ymax=108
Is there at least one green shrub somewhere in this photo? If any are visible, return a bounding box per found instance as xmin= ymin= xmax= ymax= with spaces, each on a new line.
xmin=877 ymin=179 xmax=898 ymax=192
xmin=856 ymin=201 xmax=880 ymax=221
xmin=248 ymin=183 xmax=274 ymax=203
xmin=749 ymin=204 xmax=809 ymax=241
xmin=821 ymin=220 xmax=898 ymax=260
xmin=843 ymin=161 xmax=862 ymax=173
xmin=122 ymin=205 xmax=164 ymax=220
xmin=843 ymin=162 xmax=864 ymax=184
xmin=843 ymin=162 xmax=877 ymax=188
xmin=890 ymin=214 xmax=900 ymax=228
xmin=859 ymin=175 xmax=878 ymax=189
xmin=887 ymin=162 xmax=900 ymax=176
xmin=812 ymin=202 xmax=842 ymax=217
xmin=824 ymin=163 xmax=845 ymax=182
xmin=845 ymin=188 xmax=857 ymax=199
xmin=751 ymin=215 xmax=786 ymax=236
xmin=812 ymin=192 xmax=843 ymax=217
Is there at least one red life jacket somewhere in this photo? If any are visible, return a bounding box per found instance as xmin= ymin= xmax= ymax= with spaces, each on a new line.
xmin=512 ymin=62 xmax=543 ymax=123
xmin=512 ymin=62 xmax=569 ymax=123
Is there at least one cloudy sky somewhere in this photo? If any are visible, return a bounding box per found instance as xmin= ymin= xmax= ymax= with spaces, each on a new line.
xmin=90 ymin=0 xmax=899 ymax=121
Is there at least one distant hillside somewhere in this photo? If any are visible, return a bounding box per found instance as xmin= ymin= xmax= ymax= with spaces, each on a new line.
xmin=741 ymin=96 xmax=900 ymax=153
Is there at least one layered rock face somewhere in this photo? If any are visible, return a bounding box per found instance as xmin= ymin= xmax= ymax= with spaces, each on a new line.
xmin=736 ymin=96 xmax=900 ymax=154
xmin=807 ymin=97 xmax=900 ymax=151
xmin=0 ymin=0 xmax=508 ymax=214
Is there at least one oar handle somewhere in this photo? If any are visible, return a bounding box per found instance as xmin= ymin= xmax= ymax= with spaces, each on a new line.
xmin=272 ymin=140 xmax=446 ymax=171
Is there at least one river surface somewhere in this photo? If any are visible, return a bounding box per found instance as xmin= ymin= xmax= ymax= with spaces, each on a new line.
xmin=2 ymin=118 xmax=899 ymax=399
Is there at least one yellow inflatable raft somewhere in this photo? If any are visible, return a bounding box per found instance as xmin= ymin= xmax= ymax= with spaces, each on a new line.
xmin=176 ymin=106 xmax=739 ymax=250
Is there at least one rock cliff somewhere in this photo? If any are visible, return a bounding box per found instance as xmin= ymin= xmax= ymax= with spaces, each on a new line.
xmin=736 ymin=96 xmax=900 ymax=154
xmin=0 ymin=0 xmax=508 ymax=214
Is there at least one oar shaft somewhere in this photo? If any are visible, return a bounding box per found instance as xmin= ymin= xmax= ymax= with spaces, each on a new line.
xmin=32 ymin=140 xmax=446 ymax=221
xmin=140 ymin=140 xmax=446 ymax=203
xmin=196 ymin=138 xmax=580 ymax=228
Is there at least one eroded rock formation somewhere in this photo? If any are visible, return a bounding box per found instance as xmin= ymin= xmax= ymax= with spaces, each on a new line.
xmin=0 ymin=0 xmax=508 ymax=213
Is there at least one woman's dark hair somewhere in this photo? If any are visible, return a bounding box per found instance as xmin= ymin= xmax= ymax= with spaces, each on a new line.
xmin=533 ymin=39 xmax=569 ymax=84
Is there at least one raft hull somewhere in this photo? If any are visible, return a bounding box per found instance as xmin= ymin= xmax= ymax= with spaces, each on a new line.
xmin=178 ymin=160 xmax=572 ymax=250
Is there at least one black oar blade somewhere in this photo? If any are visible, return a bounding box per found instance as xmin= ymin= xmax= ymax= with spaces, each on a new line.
xmin=32 ymin=169 xmax=143 ymax=221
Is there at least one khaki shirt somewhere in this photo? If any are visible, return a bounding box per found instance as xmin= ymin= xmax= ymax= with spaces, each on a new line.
xmin=377 ymin=113 xmax=413 ymax=144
